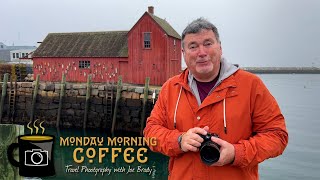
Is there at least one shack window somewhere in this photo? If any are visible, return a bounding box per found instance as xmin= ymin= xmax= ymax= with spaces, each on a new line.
xmin=144 ymin=32 xmax=151 ymax=49
xmin=13 ymin=53 xmax=15 ymax=58
xmin=79 ymin=60 xmax=90 ymax=69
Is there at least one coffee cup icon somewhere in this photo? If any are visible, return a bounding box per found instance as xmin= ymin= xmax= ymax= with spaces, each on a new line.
xmin=7 ymin=135 xmax=55 ymax=177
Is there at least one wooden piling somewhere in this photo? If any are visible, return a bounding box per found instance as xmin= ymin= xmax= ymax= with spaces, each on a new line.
xmin=83 ymin=74 xmax=92 ymax=129
xmin=140 ymin=77 xmax=150 ymax=136
xmin=30 ymin=74 xmax=40 ymax=122
xmin=0 ymin=73 xmax=9 ymax=123
xmin=56 ymin=73 xmax=66 ymax=128
xmin=111 ymin=76 xmax=122 ymax=134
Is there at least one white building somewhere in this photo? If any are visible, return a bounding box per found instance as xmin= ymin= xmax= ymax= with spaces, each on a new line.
xmin=10 ymin=49 xmax=34 ymax=64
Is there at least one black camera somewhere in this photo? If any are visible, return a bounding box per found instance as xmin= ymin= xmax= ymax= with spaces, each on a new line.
xmin=198 ymin=133 xmax=220 ymax=165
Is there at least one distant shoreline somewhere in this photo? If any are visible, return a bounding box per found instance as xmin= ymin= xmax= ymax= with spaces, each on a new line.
xmin=181 ymin=66 xmax=320 ymax=74
xmin=241 ymin=67 xmax=320 ymax=74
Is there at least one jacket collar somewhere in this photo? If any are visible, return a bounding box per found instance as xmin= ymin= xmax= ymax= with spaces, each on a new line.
xmin=172 ymin=68 xmax=191 ymax=90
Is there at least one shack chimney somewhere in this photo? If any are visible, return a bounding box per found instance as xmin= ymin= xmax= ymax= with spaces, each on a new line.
xmin=148 ymin=6 xmax=154 ymax=15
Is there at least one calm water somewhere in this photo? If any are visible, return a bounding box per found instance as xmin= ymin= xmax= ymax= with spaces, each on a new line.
xmin=37 ymin=74 xmax=320 ymax=179
xmin=258 ymin=74 xmax=320 ymax=180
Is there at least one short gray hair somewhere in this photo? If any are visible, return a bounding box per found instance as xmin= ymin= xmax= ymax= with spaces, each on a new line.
xmin=182 ymin=18 xmax=220 ymax=48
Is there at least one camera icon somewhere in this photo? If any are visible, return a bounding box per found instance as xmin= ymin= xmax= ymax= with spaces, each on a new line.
xmin=24 ymin=149 xmax=49 ymax=167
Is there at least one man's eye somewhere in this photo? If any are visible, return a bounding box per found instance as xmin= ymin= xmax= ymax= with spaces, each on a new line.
xmin=189 ymin=45 xmax=197 ymax=49
xmin=204 ymin=42 xmax=213 ymax=46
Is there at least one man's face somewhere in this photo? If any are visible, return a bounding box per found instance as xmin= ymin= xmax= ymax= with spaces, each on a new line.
xmin=182 ymin=29 xmax=222 ymax=82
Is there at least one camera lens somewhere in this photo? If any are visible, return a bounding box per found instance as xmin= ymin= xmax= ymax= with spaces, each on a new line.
xmin=200 ymin=142 xmax=220 ymax=165
xmin=31 ymin=152 xmax=43 ymax=165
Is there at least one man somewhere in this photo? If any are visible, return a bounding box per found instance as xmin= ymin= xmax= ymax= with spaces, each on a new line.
xmin=144 ymin=18 xmax=288 ymax=180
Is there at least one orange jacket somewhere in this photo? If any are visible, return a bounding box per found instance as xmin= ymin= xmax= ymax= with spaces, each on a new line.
xmin=144 ymin=60 xmax=288 ymax=180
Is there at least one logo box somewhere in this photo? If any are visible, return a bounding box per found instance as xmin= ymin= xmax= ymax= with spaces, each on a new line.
xmin=7 ymin=135 xmax=55 ymax=177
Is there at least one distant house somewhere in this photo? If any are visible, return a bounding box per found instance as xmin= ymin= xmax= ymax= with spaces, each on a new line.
xmin=10 ymin=49 xmax=34 ymax=64
xmin=32 ymin=6 xmax=181 ymax=85
xmin=0 ymin=42 xmax=36 ymax=62
xmin=0 ymin=42 xmax=5 ymax=50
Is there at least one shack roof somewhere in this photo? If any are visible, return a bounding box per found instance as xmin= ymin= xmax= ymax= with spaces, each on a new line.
xmin=33 ymin=31 xmax=128 ymax=58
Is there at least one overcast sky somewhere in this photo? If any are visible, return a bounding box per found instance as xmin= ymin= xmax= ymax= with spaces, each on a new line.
xmin=1 ymin=0 xmax=320 ymax=67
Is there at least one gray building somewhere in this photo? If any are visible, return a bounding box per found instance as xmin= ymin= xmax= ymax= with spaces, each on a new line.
xmin=0 ymin=42 xmax=36 ymax=62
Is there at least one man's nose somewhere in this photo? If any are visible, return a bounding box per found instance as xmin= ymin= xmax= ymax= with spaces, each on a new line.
xmin=198 ymin=45 xmax=207 ymax=57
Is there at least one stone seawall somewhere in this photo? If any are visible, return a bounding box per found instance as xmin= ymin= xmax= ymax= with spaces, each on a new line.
xmin=0 ymin=82 xmax=160 ymax=132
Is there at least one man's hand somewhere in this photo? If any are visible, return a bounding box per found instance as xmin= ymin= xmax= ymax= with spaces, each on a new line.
xmin=180 ymin=126 xmax=209 ymax=152
xmin=210 ymin=136 xmax=235 ymax=166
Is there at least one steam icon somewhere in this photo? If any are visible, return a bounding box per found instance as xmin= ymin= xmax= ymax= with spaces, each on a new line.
xmin=27 ymin=119 xmax=45 ymax=135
